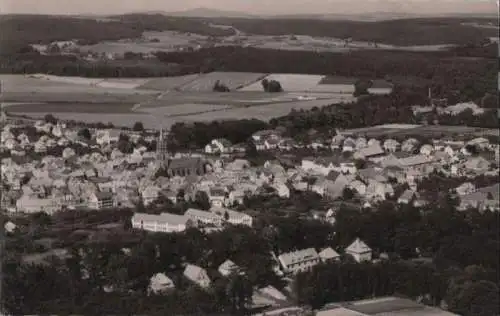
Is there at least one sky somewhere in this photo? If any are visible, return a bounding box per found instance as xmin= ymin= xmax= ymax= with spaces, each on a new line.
xmin=0 ymin=0 xmax=497 ymax=15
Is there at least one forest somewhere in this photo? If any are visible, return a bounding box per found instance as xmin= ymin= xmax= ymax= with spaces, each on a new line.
xmin=203 ymin=17 xmax=498 ymax=46
xmin=2 ymin=185 xmax=499 ymax=315
xmin=0 ymin=14 xmax=232 ymax=55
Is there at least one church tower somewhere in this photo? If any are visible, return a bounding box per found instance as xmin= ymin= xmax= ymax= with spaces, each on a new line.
xmin=156 ymin=128 xmax=169 ymax=167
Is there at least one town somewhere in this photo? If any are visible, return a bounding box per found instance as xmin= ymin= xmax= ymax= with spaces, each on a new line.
xmin=1 ymin=106 xmax=499 ymax=315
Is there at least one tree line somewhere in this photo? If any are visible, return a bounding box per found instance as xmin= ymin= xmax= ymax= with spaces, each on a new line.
xmin=203 ymin=17 xmax=498 ymax=46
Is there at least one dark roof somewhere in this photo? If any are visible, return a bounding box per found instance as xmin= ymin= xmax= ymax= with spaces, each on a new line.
xmin=168 ymin=158 xmax=203 ymax=170
xmin=370 ymin=79 xmax=394 ymax=89
xmin=95 ymin=191 xmax=113 ymax=200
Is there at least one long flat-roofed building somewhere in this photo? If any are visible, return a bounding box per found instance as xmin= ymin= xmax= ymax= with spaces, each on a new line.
xmin=131 ymin=212 xmax=193 ymax=233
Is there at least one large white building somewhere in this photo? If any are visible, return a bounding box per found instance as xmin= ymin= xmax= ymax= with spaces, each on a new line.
xmin=131 ymin=212 xmax=192 ymax=233
xmin=185 ymin=208 xmax=223 ymax=226
xmin=278 ymin=248 xmax=321 ymax=275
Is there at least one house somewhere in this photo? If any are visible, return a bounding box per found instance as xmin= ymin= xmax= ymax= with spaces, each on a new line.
xmin=355 ymin=137 xmax=368 ymax=150
xmin=348 ymin=180 xmax=367 ymax=196
xmin=208 ymin=187 xmax=227 ymax=207
xmin=330 ymin=134 xmax=345 ymax=150
xmin=319 ymin=247 xmax=341 ymax=262
xmin=365 ymin=180 xmax=394 ymax=201
xmin=252 ymin=129 xmax=281 ymax=142
xmin=4 ymin=221 xmax=17 ymax=233
xmin=346 ymin=238 xmax=372 ymax=263
xmin=204 ymin=138 xmax=233 ymax=154
xmin=95 ymin=129 xmax=121 ymax=145
xmin=420 ymin=144 xmax=434 ymax=156
xmin=264 ymin=138 xmax=280 ymax=150
xmin=218 ymin=259 xmax=240 ymax=277
xmin=131 ymin=212 xmax=192 ymax=233
xmin=88 ymin=191 xmax=116 ymax=210
xmin=211 ymin=207 xmax=253 ymax=227
xmin=383 ymin=139 xmax=400 ymax=153
xmin=458 ymin=183 xmax=499 ymax=212
xmin=354 ymin=144 xmax=385 ymax=160
xmin=185 ymin=208 xmax=223 ymax=226
xmin=278 ymin=248 xmax=321 ymax=275
xmin=141 ymin=185 xmax=160 ymax=206
xmin=401 ymin=138 xmax=419 ymax=152
xmin=183 ymin=264 xmax=211 ymax=289
xmin=149 ymin=273 xmax=175 ymax=294
xmin=342 ymin=137 xmax=356 ymax=152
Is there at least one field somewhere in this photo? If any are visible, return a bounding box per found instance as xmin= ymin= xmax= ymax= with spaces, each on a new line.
xmin=1 ymin=73 xmax=356 ymax=128
xmin=239 ymin=74 xmax=325 ymax=92
xmin=178 ymin=72 xmax=266 ymax=91
xmin=137 ymin=74 xmax=201 ymax=90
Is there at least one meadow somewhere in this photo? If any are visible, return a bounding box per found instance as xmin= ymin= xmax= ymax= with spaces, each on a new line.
xmin=1 ymin=73 xmax=356 ymax=128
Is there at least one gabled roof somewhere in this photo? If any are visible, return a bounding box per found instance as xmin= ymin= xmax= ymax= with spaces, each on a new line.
xmin=184 ymin=264 xmax=209 ymax=281
xmin=399 ymin=189 xmax=417 ymax=201
xmin=218 ymin=259 xmax=239 ymax=273
xmin=319 ymin=247 xmax=340 ymax=260
xmin=356 ymin=144 xmax=385 ymax=157
xmin=278 ymin=248 xmax=319 ymax=267
xmin=398 ymin=155 xmax=434 ymax=167
xmin=346 ymin=238 xmax=371 ymax=254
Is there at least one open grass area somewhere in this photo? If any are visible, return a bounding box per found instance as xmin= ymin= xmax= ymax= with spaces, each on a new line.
xmin=137 ymin=74 xmax=201 ymax=90
xmin=3 ymin=102 xmax=136 ymax=114
xmin=239 ymin=74 xmax=324 ymax=92
xmin=178 ymin=72 xmax=267 ymax=91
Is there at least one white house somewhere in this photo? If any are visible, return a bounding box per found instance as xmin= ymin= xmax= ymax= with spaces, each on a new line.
xmin=95 ymin=129 xmax=121 ymax=145
xmin=420 ymin=144 xmax=434 ymax=156
xmin=4 ymin=221 xmax=17 ymax=233
xmin=278 ymin=248 xmax=320 ymax=275
xmin=319 ymin=247 xmax=340 ymax=262
xmin=88 ymin=191 xmax=116 ymax=210
xmin=218 ymin=259 xmax=240 ymax=277
xmin=184 ymin=264 xmax=211 ymax=289
xmin=346 ymin=238 xmax=372 ymax=263
xmin=205 ymin=138 xmax=233 ymax=154
xmin=141 ymin=185 xmax=160 ymax=206
xmin=383 ymin=139 xmax=400 ymax=153
xmin=342 ymin=137 xmax=356 ymax=152
xmin=149 ymin=273 xmax=175 ymax=294
xmin=131 ymin=212 xmax=191 ymax=233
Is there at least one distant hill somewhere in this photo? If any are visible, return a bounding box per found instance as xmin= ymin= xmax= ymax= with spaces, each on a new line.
xmin=146 ymin=8 xmax=258 ymax=18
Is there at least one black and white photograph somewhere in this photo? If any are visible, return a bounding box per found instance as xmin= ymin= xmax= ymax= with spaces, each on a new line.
xmin=0 ymin=0 xmax=499 ymax=315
